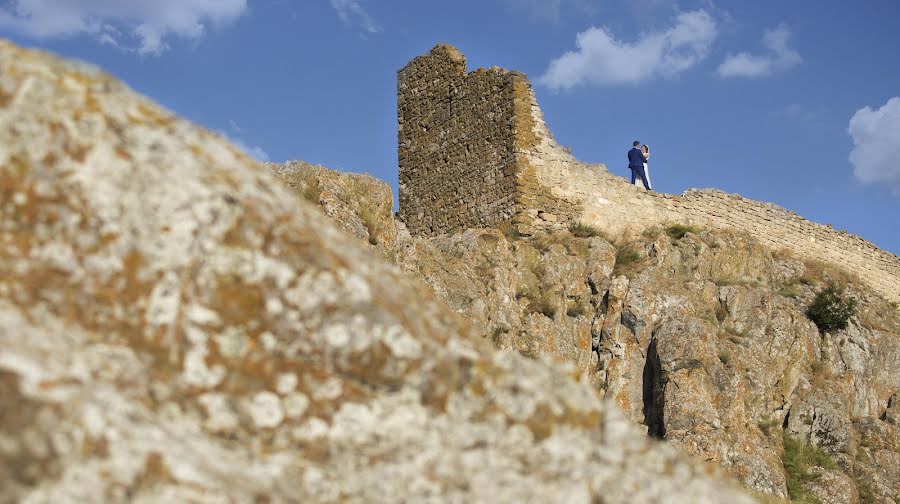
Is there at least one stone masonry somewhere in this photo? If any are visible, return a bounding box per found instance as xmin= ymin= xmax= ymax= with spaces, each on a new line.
xmin=397 ymin=45 xmax=900 ymax=306
xmin=398 ymin=45 xmax=528 ymax=236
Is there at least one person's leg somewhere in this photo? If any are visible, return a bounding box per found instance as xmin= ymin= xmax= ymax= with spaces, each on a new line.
xmin=644 ymin=163 xmax=653 ymax=190
xmin=630 ymin=168 xmax=637 ymax=185
xmin=638 ymin=167 xmax=651 ymax=190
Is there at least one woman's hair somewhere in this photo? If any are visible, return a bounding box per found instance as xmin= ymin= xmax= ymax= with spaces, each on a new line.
xmin=641 ymin=144 xmax=650 ymax=152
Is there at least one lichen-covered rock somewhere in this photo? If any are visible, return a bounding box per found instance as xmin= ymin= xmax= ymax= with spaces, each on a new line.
xmin=285 ymin=159 xmax=900 ymax=501
xmin=266 ymin=160 xmax=397 ymax=255
xmin=0 ymin=40 xmax=757 ymax=503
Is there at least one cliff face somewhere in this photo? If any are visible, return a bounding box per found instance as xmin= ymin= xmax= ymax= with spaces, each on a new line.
xmin=0 ymin=40 xmax=756 ymax=503
xmin=277 ymin=162 xmax=900 ymax=503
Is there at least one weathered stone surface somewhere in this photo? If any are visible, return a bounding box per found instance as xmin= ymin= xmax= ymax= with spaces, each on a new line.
xmin=289 ymin=159 xmax=900 ymax=501
xmin=267 ymin=160 xmax=397 ymax=255
xmin=0 ymin=40 xmax=758 ymax=503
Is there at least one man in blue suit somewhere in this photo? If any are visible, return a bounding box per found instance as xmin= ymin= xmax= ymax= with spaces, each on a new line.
xmin=628 ymin=140 xmax=651 ymax=190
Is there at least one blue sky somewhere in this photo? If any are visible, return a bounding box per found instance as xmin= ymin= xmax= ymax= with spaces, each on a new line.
xmin=2 ymin=0 xmax=899 ymax=254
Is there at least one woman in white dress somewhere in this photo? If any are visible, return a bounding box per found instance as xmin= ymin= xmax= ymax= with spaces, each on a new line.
xmin=641 ymin=144 xmax=653 ymax=191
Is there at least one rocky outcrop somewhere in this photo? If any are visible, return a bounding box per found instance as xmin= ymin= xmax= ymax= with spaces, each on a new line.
xmin=0 ymin=40 xmax=757 ymax=503
xmin=278 ymin=162 xmax=900 ymax=502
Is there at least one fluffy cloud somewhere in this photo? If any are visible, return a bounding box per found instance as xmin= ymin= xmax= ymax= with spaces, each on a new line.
xmin=848 ymin=97 xmax=900 ymax=194
xmin=329 ymin=0 xmax=381 ymax=35
xmin=716 ymin=24 xmax=801 ymax=78
xmin=0 ymin=0 xmax=247 ymax=55
xmin=538 ymin=10 xmax=718 ymax=90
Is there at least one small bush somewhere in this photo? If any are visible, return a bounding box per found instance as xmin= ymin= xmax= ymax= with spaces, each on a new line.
xmin=665 ymin=223 xmax=697 ymax=240
xmin=569 ymin=221 xmax=603 ymax=238
xmin=782 ymin=433 xmax=836 ymax=503
xmin=613 ymin=245 xmax=641 ymax=276
xmin=806 ymin=284 xmax=857 ymax=333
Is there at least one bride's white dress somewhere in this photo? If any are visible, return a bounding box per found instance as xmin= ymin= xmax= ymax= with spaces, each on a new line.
xmin=633 ymin=161 xmax=653 ymax=190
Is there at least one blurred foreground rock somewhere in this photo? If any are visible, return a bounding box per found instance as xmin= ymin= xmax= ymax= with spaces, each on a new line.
xmin=0 ymin=40 xmax=755 ymax=503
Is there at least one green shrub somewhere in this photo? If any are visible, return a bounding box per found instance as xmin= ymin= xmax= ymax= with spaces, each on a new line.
xmin=665 ymin=223 xmax=696 ymax=240
xmin=782 ymin=433 xmax=836 ymax=503
xmin=806 ymin=284 xmax=857 ymax=333
xmin=569 ymin=221 xmax=603 ymax=238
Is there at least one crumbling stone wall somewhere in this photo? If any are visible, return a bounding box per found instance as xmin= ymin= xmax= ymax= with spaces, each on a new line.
xmin=397 ymin=45 xmax=900 ymax=305
xmin=397 ymin=45 xmax=522 ymax=236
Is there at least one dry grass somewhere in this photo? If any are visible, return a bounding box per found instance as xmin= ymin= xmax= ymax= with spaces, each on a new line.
xmin=531 ymin=232 xmax=588 ymax=257
xmin=613 ymin=245 xmax=641 ymax=277
xmin=568 ymin=221 xmax=603 ymax=238
xmin=357 ymin=206 xmax=381 ymax=245
xmin=665 ymin=223 xmax=697 ymax=240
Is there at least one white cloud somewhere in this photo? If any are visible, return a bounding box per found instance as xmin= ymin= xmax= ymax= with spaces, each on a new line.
xmin=717 ymin=24 xmax=800 ymax=78
xmin=0 ymin=0 xmax=247 ymax=56
xmin=329 ymin=0 xmax=381 ymax=35
xmin=848 ymin=97 xmax=900 ymax=194
xmin=538 ymin=10 xmax=718 ymax=90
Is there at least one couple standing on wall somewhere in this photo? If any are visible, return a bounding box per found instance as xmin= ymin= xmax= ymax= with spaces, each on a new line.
xmin=627 ymin=140 xmax=653 ymax=191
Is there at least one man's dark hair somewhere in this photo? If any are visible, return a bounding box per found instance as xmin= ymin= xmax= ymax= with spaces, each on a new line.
xmin=633 ymin=140 xmax=640 ymax=147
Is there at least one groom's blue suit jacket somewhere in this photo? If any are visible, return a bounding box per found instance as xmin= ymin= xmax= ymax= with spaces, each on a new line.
xmin=628 ymin=147 xmax=647 ymax=169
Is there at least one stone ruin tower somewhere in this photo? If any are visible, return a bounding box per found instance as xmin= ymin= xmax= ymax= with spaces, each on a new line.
xmin=396 ymin=44 xmax=900 ymax=306
xmin=397 ymin=44 xmax=576 ymax=237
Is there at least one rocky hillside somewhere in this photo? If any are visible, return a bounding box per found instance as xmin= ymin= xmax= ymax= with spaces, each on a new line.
xmin=0 ymin=40 xmax=759 ymax=503
xmin=273 ymin=162 xmax=900 ymax=503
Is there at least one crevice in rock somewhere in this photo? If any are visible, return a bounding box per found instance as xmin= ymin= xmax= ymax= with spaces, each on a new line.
xmin=642 ymin=338 xmax=666 ymax=439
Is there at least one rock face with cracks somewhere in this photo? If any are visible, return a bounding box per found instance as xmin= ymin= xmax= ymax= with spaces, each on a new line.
xmin=273 ymin=161 xmax=900 ymax=502
xmin=0 ymin=40 xmax=755 ymax=502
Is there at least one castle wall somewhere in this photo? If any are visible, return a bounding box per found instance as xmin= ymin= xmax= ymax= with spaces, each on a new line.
xmin=516 ymin=85 xmax=900 ymax=305
xmin=398 ymin=45 xmax=900 ymax=305
xmin=397 ymin=45 xmax=520 ymax=236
